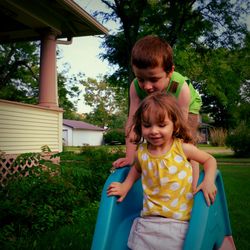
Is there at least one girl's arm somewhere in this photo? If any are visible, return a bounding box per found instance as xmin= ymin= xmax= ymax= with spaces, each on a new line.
xmin=182 ymin=143 xmax=217 ymax=206
xmin=107 ymin=159 xmax=141 ymax=202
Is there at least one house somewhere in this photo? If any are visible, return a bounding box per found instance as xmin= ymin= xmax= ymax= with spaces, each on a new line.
xmin=0 ymin=0 xmax=108 ymax=184
xmin=0 ymin=0 xmax=108 ymax=156
xmin=63 ymin=119 xmax=105 ymax=146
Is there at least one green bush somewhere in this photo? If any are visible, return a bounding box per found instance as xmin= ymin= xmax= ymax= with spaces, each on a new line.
xmin=0 ymin=146 xmax=125 ymax=249
xmin=226 ymin=121 xmax=250 ymax=157
xmin=104 ymin=129 xmax=125 ymax=145
xmin=0 ymin=167 xmax=89 ymax=249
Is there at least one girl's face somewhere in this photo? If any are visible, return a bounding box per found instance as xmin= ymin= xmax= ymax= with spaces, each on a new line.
xmin=141 ymin=110 xmax=174 ymax=148
xmin=133 ymin=65 xmax=172 ymax=94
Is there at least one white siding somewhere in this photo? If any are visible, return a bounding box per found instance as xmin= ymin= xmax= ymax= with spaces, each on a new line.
xmin=73 ymin=129 xmax=103 ymax=146
xmin=63 ymin=125 xmax=103 ymax=146
xmin=0 ymin=99 xmax=63 ymax=154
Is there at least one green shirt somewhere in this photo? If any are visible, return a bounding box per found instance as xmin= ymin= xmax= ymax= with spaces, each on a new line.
xmin=134 ymin=71 xmax=202 ymax=114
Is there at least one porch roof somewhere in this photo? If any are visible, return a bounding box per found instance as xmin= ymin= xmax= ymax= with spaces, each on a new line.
xmin=0 ymin=0 xmax=108 ymax=43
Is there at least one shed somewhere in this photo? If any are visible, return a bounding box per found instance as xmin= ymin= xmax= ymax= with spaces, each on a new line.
xmin=63 ymin=119 xmax=105 ymax=146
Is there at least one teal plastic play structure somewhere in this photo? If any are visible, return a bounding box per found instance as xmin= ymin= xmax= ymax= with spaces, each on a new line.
xmin=91 ymin=167 xmax=236 ymax=250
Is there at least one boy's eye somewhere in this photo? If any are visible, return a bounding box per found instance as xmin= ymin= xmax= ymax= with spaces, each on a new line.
xmin=149 ymin=78 xmax=160 ymax=83
xmin=137 ymin=78 xmax=144 ymax=83
xmin=137 ymin=77 xmax=160 ymax=84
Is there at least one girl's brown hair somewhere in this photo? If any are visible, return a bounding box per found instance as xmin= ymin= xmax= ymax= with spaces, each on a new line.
xmin=131 ymin=92 xmax=193 ymax=144
xmin=131 ymin=35 xmax=174 ymax=73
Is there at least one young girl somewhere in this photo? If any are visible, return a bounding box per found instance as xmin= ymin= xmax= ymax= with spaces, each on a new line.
xmin=107 ymin=92 xmax=217 ymax=250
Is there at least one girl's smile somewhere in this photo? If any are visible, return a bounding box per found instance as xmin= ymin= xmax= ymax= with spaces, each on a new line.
xmin=141 ymin=110 xmax=174 ymax=153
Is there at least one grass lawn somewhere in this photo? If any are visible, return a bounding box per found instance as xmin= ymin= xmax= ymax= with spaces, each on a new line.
xmin=215 ymin=155 xmax=250 ymax=250
xmin=197 ymin=146 xmax=250 ymax=250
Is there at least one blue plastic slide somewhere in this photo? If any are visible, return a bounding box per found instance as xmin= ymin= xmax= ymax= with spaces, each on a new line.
xmin=91 ymin=167 xmax=236 ymax=250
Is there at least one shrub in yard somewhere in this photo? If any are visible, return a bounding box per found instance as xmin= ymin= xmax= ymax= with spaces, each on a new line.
xmin=0 ymin=163 xmax=89 ymax=249
xmin=226 ymin=121 xmax=250 ymax=157
xmin=209 ymin=128 xmax=228 ymax=146
xmin=104 ymin=129 xmax=125 ymax=145
xmin=0 ymin=146 xmax=125 ymax=249
xmin=19 ymin=201 xmax=100 ymax=250
xmin=73 ymin=146 xmax=119 ymax=200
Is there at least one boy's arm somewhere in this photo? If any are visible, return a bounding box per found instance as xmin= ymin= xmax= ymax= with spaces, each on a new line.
xmin=177 ymin=81 xmax=190 ymax=120
xmin=112 ymin=82 xmax=141 ymax=168
xmin=107 ymin=162 xmax=141 ymax=202
xmin=182 ymin=143 xmax=217 ymax=206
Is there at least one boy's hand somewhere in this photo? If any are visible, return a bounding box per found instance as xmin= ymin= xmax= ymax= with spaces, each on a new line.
xmin=193 ymin=180 xmax=217 ymax=206
xmin=112 ymin=157 xmax=133 ymax=168
xmin=107 ymin=182 xmax=128 ymax=202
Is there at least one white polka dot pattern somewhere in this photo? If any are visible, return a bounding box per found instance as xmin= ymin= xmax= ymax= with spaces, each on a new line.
xmin=138 ymin=139 xmax=194 ymax=221
xmin=178 ymin=170 xmax=187 ymax=179
xmin=174 ymin=155 xmax=183 ymax=163
xmin=171 ymin=198 xmax=179 ymax=207
xmin=169 ymin=165 xmax=177 ymax=174
xmin=170 ymin=182 xmax=180 ymax=191
xmin=160 ymin=177 xmax=169 ymax=185
xmin=142 ymin=153 xmax=148 ymax=161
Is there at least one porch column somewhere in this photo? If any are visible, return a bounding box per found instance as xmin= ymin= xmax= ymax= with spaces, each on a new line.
xmin=39 ymin=30 xmax=59 ymax=108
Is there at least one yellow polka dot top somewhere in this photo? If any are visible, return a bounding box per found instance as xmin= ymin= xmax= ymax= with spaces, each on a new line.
xmin=137 ymin=138 xmax=194 ymax=221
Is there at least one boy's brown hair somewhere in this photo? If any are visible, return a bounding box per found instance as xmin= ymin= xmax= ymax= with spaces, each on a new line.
xmin=131 ymin=35 xmax=174 ymax=73
xmin=131 ymin=92 xmax=193 ymax=144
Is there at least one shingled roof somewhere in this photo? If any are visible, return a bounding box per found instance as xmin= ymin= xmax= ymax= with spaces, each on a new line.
xmin=63 ymin=119 xmax=105 ymax=131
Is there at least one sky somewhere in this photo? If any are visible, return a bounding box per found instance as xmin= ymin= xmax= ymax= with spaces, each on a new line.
xmin=57 ymin=0 xmax=115 ymax=78
xmin=57 ymin=0 xmax=117 ymax=113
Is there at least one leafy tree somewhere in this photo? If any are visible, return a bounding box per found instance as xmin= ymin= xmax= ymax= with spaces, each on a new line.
xmin=0 ymin=42 xmax=39 ymax=103
xmin=57 ymin=66 xmax=83 ymax=119
xmin=97 ymin=0 xmax=248 ymax=87
xmin=95 ymin=0 xmax=249 ymax=129
xmin=96 ymin=0 xmax=148 ymax=89
xmin=81 ymin=76 xmax=127 ymax=128
xmin=175 ymin=32 xmax=250 ymax=128
xmin=0 ymin=41 xmax=81 ymax=118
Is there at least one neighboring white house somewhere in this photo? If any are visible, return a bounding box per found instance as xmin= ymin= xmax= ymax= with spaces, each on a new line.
xmin=63 ymin=119 xmax=105 ymax=146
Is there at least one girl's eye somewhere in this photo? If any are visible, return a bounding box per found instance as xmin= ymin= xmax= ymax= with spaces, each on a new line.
xmin=142 ymin=123 xmax=151 ymax=128
xmin=159 ymin=123 xmax=166 ymax=127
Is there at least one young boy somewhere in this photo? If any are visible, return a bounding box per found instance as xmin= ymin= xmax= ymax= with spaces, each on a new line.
xmin=113 ymin=35 xmax=202 ymax=187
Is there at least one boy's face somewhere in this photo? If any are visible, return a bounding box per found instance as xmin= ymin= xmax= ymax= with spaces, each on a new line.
xmin=133 ymin=65 xmax=173 ymax=94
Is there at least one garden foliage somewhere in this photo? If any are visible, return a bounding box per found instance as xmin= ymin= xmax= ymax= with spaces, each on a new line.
xmin=226 ymin=121 xmax=250 ymax=157
xmin=104 ymin=129 xmax=125 ymax=145
xmin=0 ymin=146 xmax=124 ymax=250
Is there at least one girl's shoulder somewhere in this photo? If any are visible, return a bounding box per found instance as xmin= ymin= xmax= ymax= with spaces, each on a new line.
xmin=181 ymin=141 xmax=199 ymax=157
